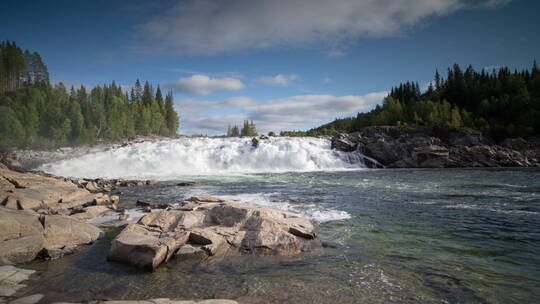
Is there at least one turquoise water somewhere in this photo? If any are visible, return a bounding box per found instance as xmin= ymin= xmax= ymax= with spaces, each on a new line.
xmin=22 ymin=168 xmax=540 ymax=303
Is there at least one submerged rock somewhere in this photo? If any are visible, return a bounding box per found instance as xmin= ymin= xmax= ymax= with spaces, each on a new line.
xmin=108 ymin=196 xmax=317 ymax=270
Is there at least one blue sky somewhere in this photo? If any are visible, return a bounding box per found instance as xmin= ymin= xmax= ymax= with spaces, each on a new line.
xmin=1 ymin=0 xmax=539 ymax=135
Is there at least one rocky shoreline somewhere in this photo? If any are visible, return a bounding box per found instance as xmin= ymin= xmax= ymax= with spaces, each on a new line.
xmin=331 ymin=126 xmax=540 ymax=168
xmin=0 ymin=165 xmax=318 ymax=304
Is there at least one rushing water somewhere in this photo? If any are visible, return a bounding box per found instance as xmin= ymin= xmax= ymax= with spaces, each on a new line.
xmin=26 ymin=139 xmax=540 ymax=303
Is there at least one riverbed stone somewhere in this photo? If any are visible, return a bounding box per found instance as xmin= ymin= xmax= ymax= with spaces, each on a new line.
xmin=108 ymin=196 xmax=316 ymax=270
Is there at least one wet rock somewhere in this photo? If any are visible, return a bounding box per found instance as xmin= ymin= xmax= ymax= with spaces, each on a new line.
xmin=108 ymin=196 xmax=317 ymax=270
xmin=0 ymin=265 xmax=35 ymax=299
xmin=331 ymin=133 xmax=359 ymax=152
xmin=146 ymin=180 xmax=159 ymax=185
xmin=176 ymin=181 xmax=199 ymax=187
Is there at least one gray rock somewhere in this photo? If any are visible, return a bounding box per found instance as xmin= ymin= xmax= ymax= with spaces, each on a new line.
xmin=331 ymin=127 xmax=540 ymax=168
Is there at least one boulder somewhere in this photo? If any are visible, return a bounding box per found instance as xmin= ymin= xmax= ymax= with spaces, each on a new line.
xmin=0 ymin=235 xmax=44 ymax=265
xmin=41 ymin=215 xmax=104 ymax=252
xmin=107 ymin=224 xmax=190 ymax=270
xmin=0 ymin=208 xmax=44 ymax=265
xmin=108 ymin=196 xmax=317 ymax=270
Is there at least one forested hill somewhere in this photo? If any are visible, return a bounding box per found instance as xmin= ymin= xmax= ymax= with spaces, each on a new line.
xmin=0 ymin=41 xmax=180 ymax=149
xmin=293 ymin=62 xmax=540 ymax=140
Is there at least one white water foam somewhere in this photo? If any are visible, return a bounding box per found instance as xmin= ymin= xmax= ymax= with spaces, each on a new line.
xmin=39 ymin=137 xmax=365 ymax=179
xmin=219 ymin=192 xmax=352 ymax=223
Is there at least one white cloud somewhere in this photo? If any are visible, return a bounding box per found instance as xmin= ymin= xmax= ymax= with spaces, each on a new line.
xmin=167 ymin=74 xmax=245 ymax=96
xmin=138 ymin=0 xmax=510 ymax=55
xmin=322 ymin=77 xmax=333 ymax=84
xmin=255 ymin=74 xmax=299 ymax=86
xmin=176 ymin=91 xmax=387 ymax=135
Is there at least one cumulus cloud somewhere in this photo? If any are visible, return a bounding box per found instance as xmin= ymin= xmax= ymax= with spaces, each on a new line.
xmin=166 ymin=74 xmax=245 ymax=95
xmin=176 ymin=92 xmax=387 ymax=135
xmin=138 ymin=0 xmax=510 ymax=55
xmin=255 ymin=74 xmax=299 ymax=86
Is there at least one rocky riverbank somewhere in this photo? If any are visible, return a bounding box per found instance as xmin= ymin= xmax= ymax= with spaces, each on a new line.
xmin=0 ymin=165 xmax=318 ymax=303
xmin=331 ymin=126 xmax=540 ymax=168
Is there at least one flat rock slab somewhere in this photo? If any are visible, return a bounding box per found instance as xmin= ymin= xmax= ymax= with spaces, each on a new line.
xmin=108 ymin=196 xmax=316 ymax=270
xmin=0 ymin=266 xmax=35 ymax=299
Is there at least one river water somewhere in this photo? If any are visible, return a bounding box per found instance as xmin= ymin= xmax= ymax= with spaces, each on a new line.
xmin=24 ymin=138 xmax=540 ymax=303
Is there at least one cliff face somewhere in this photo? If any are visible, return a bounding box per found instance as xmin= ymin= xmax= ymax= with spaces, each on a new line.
xmin=331 ymin=127 xmax=540 ymax=168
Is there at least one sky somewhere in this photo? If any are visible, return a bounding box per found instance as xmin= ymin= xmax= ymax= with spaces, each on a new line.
xmin=1 ymin=0 xmax=539 ymax=135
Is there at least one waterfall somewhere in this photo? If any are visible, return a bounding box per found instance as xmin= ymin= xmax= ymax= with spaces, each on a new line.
xmin=39 ymin=137 xmax=366 ymax=179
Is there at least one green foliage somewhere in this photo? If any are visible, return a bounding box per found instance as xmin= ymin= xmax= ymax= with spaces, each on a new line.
xmin=298 ymin=62 xmax=540 ymax=139
xmin=0 ymin=41 xmax=181 ymax=149
xmin=226 ymin=120 xmax=258 ymax=137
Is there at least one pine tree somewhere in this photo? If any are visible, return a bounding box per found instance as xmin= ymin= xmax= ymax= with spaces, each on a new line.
xmin=164 ymin=91 xmax=179 ymax=136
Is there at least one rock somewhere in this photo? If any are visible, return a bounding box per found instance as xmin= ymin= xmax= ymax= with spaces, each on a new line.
xmin=174 ymin=244 xmax=207 ymax=262
xmin=330 ymin=127 xmax=540 ymax=168
xmin=0 ymin=208 xmax=44 ymax=265
xmin=176 ymin=182 xmax=199 ymax=187
xmin=0 ymin=167 xmax=99 ymax=211
xmin=8 ymin=294 xmax=43 ymax=304
xmin=107 ymin=224 xmax=190 ymax=270
xmin=39 ymin=244 xmax=78 ymax=259
xmin=146 ymin=180 xmax=159 ymax=185
xmin=501 ymin=137 xmax=530 ymax=150
xmin=41 ymin=215 xmax=104 ymax=253
xmin=70 ymin=205 xmax=110 ymax=221
xmin=448 ymin=131 xmax=494 ymax=147
xmin=0 ymin=266 xmax=35 ymax=298
xmin=0 ymin=236 xmax=44 ymax=265
xmin=108 ymin=196 xmax=316 ymax=270
xmin=84 ymin=181 xmax=99 ymax=192
xmin=331 ymin=133 xmax=359 ymax=152
xmin=0 ymin=153 xmax=23 ymax=172
xmin=110 ymin=195 xmax=120 ymax=209
xmin=411 ymin=145 xmax=449 ymax=168
xmin=0 ymin=208 xmax=43 ymax=242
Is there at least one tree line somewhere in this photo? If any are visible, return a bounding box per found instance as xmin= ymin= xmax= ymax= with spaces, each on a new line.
xmin=285 ymin=62 xmax=540 ymax=140
xmin=226 ymin=120 xmax=258 ymax=137
xmin=0 ymin=41 xmax=180 ymax=149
